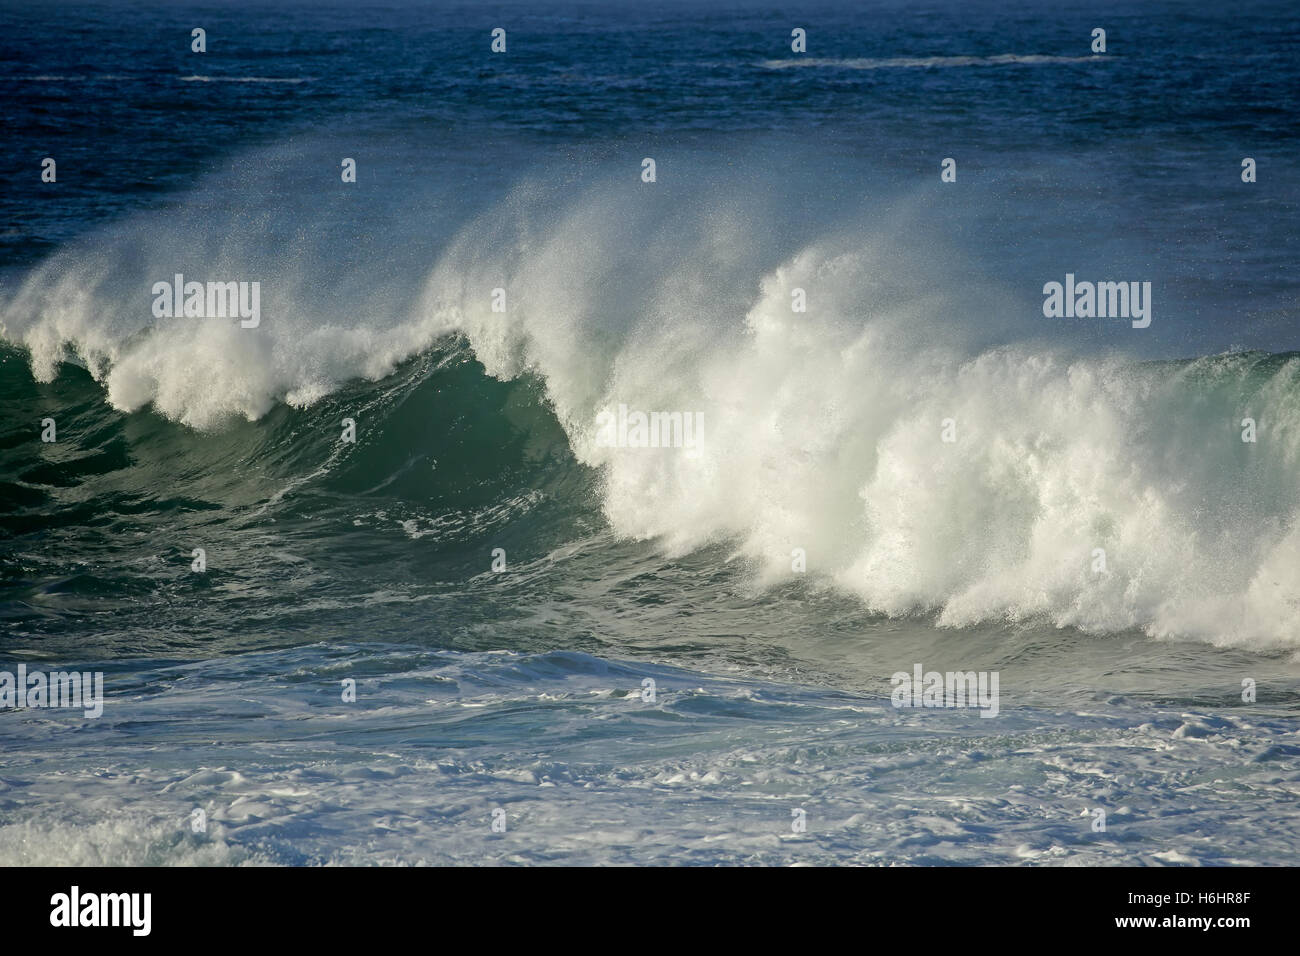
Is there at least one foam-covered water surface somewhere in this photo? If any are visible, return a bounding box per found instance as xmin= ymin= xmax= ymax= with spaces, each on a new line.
xmin=1 ymin=644 xmax=1297 ymax=866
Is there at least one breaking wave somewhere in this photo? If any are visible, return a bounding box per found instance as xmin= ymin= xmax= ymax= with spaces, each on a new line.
xmin=3 ymin=147 xmax=1298 ymax=651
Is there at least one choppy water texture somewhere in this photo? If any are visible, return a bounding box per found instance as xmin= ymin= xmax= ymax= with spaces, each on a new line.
xmin=1 ymin=0 xmax=1299 ymax=865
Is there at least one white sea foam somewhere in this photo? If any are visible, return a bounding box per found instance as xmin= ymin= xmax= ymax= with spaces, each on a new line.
xmin=413 ymin=181 xmax=1300 ymax=650
xmin=1 ymin=647 xmax=1295 ymax=866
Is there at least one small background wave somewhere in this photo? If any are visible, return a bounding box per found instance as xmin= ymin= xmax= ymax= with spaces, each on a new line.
xmin=760 ymin=53 xmax=1107 ymax=69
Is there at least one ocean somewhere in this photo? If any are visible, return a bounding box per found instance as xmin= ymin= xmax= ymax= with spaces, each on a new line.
xmin=1 ymin=0 xmax=1299 ymax=866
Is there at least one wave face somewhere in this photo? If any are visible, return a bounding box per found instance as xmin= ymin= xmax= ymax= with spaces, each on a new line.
xmin=3 ymin=148 xmax=1299 ymax=654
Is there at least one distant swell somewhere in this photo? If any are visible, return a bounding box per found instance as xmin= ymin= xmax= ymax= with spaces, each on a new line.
xmin=7 ymin=75 xmax=313 ymax=84
xmin=760 ymin=54 xmax=1107 ymax=70
xmin=179 ymin=75 xmax=314 ymax=84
